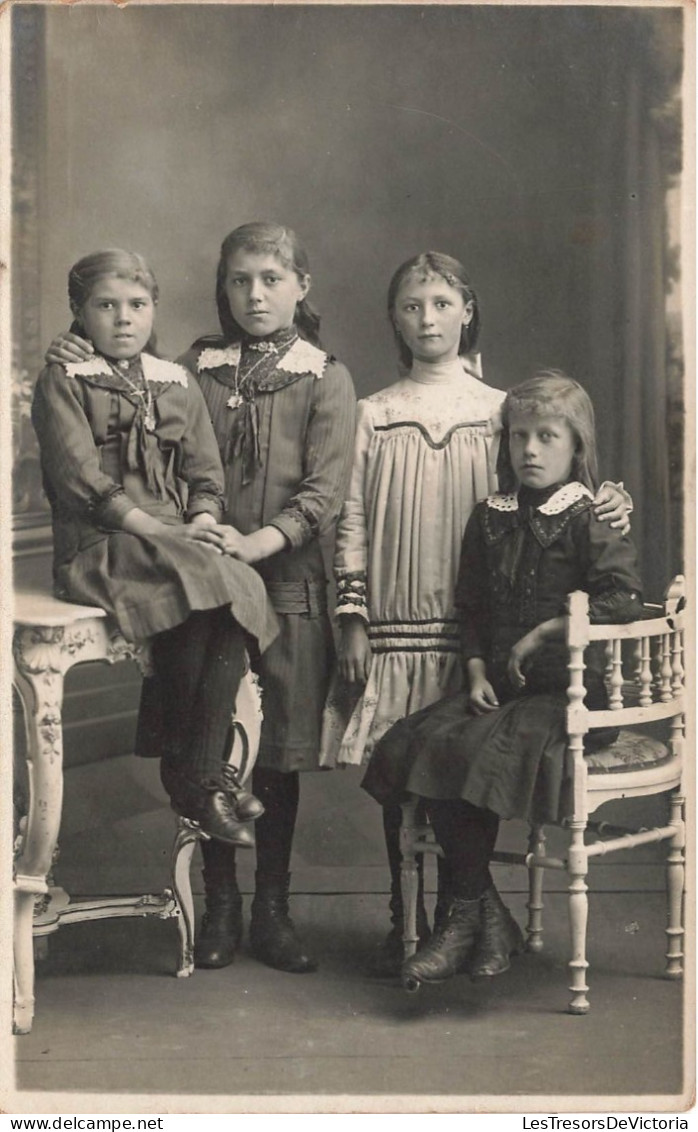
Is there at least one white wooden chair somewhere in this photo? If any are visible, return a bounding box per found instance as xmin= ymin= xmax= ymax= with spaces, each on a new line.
xmin=399 ymin=576 xmax=687 ymax=1014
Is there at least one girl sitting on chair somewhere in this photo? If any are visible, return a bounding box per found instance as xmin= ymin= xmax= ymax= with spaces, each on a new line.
xmin=361 ymin=371 xmax=645 ymax=991
xmin=32 ymin=249 xmax=278 ymax=847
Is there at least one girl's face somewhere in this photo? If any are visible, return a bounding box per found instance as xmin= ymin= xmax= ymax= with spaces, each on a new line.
xmin=78 ymin=276 xmax=155 ymax=360
xmin=393 ymin=272 xmax=473 ymax=365
xmin=508 ymin=411 xmax=577 ymax=490
xmin=224 ymin=250 xmax=309 ymax=337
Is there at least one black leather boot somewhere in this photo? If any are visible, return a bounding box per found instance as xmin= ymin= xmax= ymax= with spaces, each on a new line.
xmin=401 ymin=897 xmax=481 ymax=990
xmin=219 ymin=764 xmax=265 ymax=823
xmin=469 ymin=884 xmax=525 ymax=980
xmin=194 ymin=841 xmax=243 ymax=969
xmin=249 ymin=872 xmax=318 ymax=974
xmin=195 ymin=790 xmax=257 ymax=847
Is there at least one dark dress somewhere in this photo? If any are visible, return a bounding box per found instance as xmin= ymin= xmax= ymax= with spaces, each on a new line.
xmin=31 ymin=353 xmax=278 ymax=649
xmin=180 ymin=329 xmax=356 ymax=771
xmin=361 ymin=482 xmax=645 ymax=825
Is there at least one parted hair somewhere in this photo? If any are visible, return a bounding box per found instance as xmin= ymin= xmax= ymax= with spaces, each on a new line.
xmin=497 ymin=370 xmax=599 ymax=493
xmin=67 ymin=249 xmax=159 ymax=353
xmin=387 ymin=251 xmax=481 ymax=369
xmin=215 ymin=221 xmax=321 ymax=345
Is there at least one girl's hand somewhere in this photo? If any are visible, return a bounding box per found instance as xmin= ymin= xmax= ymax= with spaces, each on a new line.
xmin=210 ymin=523 xmax=287 ymax=563
xmin=338 ymin=617 xmax=372 ymax=685
xmin=468 ymin=677 xmax=500 ymax=715
xmin=178 ymin=523 xmax=224 ymax=552
xmin=507 ymin=628 xmax=542 ymax=689
xmin=45 ymin=331 xmax=94 ymax=366
xmin=202 ymin=523 xmax=247 ymax=557
xmin=593 ymin=483 xmax=631 ymax=534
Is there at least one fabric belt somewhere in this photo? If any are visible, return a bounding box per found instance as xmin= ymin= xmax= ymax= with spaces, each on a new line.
xmin=264 ymin=580 xmax=328 ymax=615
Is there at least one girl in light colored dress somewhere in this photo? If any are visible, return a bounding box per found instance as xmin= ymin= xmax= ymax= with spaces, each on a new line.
xmin=322 ymin=251 xmax=630 ymax=976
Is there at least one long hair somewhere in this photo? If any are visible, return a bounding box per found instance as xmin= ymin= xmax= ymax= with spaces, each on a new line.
xmin=67 ymin=249 xmax=159 ymax=354
xmin=387 ymin=251 xmax=481 ymax=369
xmin=497 ymin=370 xmax=599 ymax=492
xmin=215 ymin=222 xmax=321 ymax=345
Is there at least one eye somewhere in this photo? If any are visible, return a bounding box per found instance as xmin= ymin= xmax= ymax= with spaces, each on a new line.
xmin=131 ymin=300 xmax=147 ymax=310
xmin=263 ymin=275 xmax=281 ymax=286
xmin=98 ymin=301 xmax=114 ymax=310
xmin=228 ymin=277 xmax=246 ymax=287
xmin=402 ymin=303 xmax=419 ymax=313
xmin=435 ymin=300 xmax=451 ymax=310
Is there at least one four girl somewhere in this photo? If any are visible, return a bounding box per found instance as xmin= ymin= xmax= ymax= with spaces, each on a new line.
xmin=42 ymin=237 xmax=632 ymax=991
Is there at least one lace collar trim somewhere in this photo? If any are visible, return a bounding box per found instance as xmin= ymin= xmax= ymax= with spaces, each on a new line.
xmin=64 ymin=354 xmax=189 ymax=387
xmin=197 ymin=337 xmax=328 ymax=381
xmin=486 ymin=483 xmax=593 ymax=515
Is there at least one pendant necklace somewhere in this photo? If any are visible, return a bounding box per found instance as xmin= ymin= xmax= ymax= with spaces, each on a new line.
xmin=226 ymin=340 xmax=280 ymax=411
xmin=110 ymin=358 xmax=156 ymax=432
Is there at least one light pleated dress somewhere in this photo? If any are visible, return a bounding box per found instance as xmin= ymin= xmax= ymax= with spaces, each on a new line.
xmin=321 ymin=356 xmax=505 ymax=766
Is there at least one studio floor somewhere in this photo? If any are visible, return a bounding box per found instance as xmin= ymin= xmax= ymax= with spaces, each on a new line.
xmin=9 ymin=756 xmax=693 ymax=1113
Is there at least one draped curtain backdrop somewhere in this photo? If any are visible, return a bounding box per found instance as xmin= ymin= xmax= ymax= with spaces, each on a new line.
xmin=579 ymin=12 xmax=684 ymax=594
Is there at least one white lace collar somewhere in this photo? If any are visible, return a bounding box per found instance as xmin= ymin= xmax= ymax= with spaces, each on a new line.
xmin=197 ymin=337 xmax=328 ymax=379
xmin=64 ymin=354 xmax=188 ymax=387
xmin=486 ymin=483 xmax=594 ymax=514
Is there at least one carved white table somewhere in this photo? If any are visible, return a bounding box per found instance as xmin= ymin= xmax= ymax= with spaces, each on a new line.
xmin=12 ymin=589 xmax=197 ymax=1036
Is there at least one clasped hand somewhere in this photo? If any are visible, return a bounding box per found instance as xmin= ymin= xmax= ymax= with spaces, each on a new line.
xmin=188 ymin=521 xmax=257 ymax=562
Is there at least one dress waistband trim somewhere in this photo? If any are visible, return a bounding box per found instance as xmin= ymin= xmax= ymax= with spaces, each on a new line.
xmin=264 ymin=580 xmax=328 ymax=615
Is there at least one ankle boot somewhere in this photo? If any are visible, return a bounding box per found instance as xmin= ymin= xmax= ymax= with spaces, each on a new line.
xmin=219 ymin=764 xmax=265 ymax=823
xmin=401 ymin=897 xmax=481 ymax=990
xmin=468 ymin=884 xmax=525 ymax=980
xmin=194 ymin=841 xmax=243 ymax=969
xmin=249 ymin=872 xmax=318 ymax=974
xmin=193 ymin=790 xmax=257 ymax=846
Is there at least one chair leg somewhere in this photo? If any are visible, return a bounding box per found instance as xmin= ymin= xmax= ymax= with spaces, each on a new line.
xmin=566 ymin=821 xmax=590 ymax=1015
xmin=665 ymin=790 xmax=685 ymax=979
xmin=399 ymin=800 xmax=420 ymax=959
xmin=170 ymin=816 xmax=204 ymax=978
xmin=526 ymin=823 xmax=546 ymax=953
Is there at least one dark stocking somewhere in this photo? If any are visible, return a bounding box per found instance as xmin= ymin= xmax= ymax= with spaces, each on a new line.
xmin=425 ymin=799 xmax=500 ymax=901
xmin=251 ymin=767 xmax=299 ymax=878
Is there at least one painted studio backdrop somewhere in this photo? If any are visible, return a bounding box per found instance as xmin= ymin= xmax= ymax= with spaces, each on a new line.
xmin=12 ymin=2 xmax=685 ymax=767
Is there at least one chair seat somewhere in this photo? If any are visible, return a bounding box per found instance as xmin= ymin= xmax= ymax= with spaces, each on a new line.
xmin=586 ymin=729 xmax=670 ymax=774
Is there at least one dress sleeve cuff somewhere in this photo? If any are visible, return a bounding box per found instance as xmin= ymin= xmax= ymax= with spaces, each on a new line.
xmin=187 ymin=496 xmax=223 ymax=522
xmin=335 ymin=571 xmax=368 ymax=620
xmin=93 ymin=489 xmax=137 ymax=529
xmin=268 ymin=511 xmax=311 ymax=550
